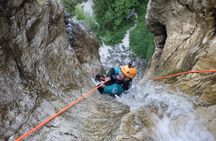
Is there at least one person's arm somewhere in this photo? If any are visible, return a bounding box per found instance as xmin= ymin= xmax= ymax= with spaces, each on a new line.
xmin=106 ymin=68 xmax=116 ymax=81
xmin=106 ymin=68 xmax=115 ymax=77
xmin=106 ymin=68 xmax=116 ymax=82
xmin=100 ymin=67 xmax=118 ymax=87
xmin=99 ymin=69 xmax=113 ymax=87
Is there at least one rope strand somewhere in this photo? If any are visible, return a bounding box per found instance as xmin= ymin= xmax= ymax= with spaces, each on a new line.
xmin=15 ymin=70 xmax=216 ymax=140
xmin=15 ymin=84 xmax=102 ymax=141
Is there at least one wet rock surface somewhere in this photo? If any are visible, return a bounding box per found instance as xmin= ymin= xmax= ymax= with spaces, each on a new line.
xmin=195 ymin=105 xmax=216 ymax=139
xmin=99 ymin=43 xmax=148 ymax=84
xmin=0 ymin=0 xmax=128 ymax=140
xmin=143 ymin=0 xmax=216 ymax=136
xmin=64 ymin=14 xmax=102 ymax=77
xmin=1 ymin=0 xmax=215 ymax=140
xmin=144 ymin=0 xmax=216 ymax=105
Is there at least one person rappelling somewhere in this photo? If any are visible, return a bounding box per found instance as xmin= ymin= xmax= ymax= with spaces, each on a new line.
xmin=95 ymin=63 xmax=137 ymax=96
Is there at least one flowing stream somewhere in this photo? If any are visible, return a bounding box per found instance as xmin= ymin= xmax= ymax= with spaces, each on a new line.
xmin=116 ymin=81 xmax=215 ymax=141
xmin=79 ymin=1 xmax=215 ymax=140
xmin=98 ymin=24 xmax=215 ymax=141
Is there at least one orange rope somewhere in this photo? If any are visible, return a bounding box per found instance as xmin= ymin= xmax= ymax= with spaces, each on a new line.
xmin=154 ymin=70 xmax=216 ymax=80
xmin=15 ymin=84 xmax=102 ymax=141
xmin=15 ymin=70 xmax=216 ymax=141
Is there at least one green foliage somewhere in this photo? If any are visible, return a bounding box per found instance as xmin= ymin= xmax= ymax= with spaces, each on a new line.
xmin=74 ymin=6 xmax=98 ymax=31
xmin=93 ymin=0 xmax=154 ymax=59
xmin=61 ymin=0 xmax=154 ymax=60
xmin=129 ymin=1 xmax=154 ymax=60
xmin=130 ymin=22 xmax=154 ymax=60
xmin=93 ymin=0 xmax=139 ymax=45
xmin=61 ymin=0 xmax=84 ymax=16
xmin=101 ymin=24 xmax=131 ymax=45
xmin=61 ymin=0 xmax=99 ymax=40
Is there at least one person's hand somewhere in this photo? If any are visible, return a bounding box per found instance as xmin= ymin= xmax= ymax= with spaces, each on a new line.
xmin=99 ymin=77 xmax=111 ymax=87
xmin=99 ymin=81 xmax=106 ymax=87
xmin=104 ymin=77 xmax=111 ymax=82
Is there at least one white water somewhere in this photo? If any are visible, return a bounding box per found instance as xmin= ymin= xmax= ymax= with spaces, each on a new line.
xmin=79 ymin=0 xmax=94 ymax=16
xmin=116 ymin=81 xmax=215 ymax=141
xmin=97 ymin=24 xmax=215 ymax=141
xmin=79 ymin=1 xmax=215 ymax=140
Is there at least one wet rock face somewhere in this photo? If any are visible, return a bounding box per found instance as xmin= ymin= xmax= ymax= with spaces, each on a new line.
xmin=0 ymin=0 xmax=84 ymax=105
xmin=115 ymin=108 xmax=155 ymax=141
xmin=0 ymin=0 xmax=84 ymax=139
xmin=145 ymin=0 xmax=216 ymax=105
xmin=0 ymin=0 xmax=128 ymax=140
xmin=64 ymin=15 xmax=102 ymax=76
xmin=196 ymin=105 xmax=216 ymax=139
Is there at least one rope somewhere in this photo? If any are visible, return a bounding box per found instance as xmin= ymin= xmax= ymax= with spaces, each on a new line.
xmin=153 ymin=70 xmax=216 ymax=80
xmin=15 ymin=69 xmax=216 ymax=140
xmin=15 ymin=84 xmax=102 ymax=141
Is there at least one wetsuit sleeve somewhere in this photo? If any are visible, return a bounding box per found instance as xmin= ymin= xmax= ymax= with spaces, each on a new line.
xmin=106 ymin=68 xmax=115 ymax=77
xmin=106 ymin=68 xmax=116 ymax=81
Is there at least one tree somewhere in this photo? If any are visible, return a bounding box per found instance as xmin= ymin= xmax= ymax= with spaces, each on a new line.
xmin=93 ymin=0 xmax=138 ymax=45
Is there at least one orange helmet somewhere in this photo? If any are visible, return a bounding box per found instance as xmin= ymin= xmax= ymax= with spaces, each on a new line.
xmin=121 ymin=64 xmax=137 ymax=79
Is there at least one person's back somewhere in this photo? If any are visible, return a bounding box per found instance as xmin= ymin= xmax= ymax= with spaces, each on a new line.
xmin=96 ymin=63 xmax=137 ymax=96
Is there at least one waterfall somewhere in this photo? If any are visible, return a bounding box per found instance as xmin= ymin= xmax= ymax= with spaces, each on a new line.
xmin=80 ymin=0 xmax=94 ymax=16
xmin=116 ymin=81 xmax=215 ymax=141
xmin=99 ymin=28 xmax=147 ymax=82
xmin=98 ymin=23 xmax=215 ymax=141
xmin=80 ymin=1 xmax=215 ymax=140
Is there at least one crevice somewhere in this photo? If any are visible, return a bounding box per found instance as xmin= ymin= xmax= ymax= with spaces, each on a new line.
xmin=212 ymin=7 xmax=216 ymax=35
xmin=59 ymin=132 xmax=78 ymax=140
xmin=11 ymin=79 xmax=41 ymax=139
xmin=9 ymin=44 xmax=24 ymax=78
xmin=26 ymin=18 xmax=41 ymax=42
xmin=1 ymin=42 xmax=12 ymax=67
xmin=12 ymin=96 xmax=40 ymax=140
xmin=148 ymin=22 xmax=167 ymax=49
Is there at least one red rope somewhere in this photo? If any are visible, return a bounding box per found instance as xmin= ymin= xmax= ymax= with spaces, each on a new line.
xmin=154 ymin=70 xmax=216 ymax=80
xmin=15 ymin=84 xmax=102 ymax=141
xmin=15 ymin=70 xmax=216 ymax=141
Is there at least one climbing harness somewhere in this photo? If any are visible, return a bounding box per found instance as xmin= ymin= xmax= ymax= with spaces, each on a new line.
xmin=15 ymin=70 xmax=216 ymax=141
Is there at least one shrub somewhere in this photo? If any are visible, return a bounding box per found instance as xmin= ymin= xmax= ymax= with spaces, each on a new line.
xmin=61 ymin=0 xmax=84 ymax=16
xmin=93 ymin=0 xmax=138 ymax=45
xmin=74 ymin=5 xmax=98 ymax=31
xmin=129 ymin=1 xmax=154 ymax=60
